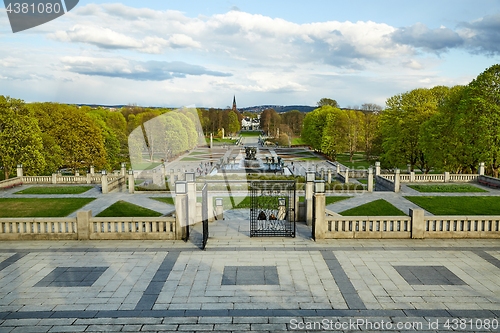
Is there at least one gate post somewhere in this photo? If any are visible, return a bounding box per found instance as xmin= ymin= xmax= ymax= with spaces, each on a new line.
xmin=175 ymin=181 xmax=188 ymax=240
xmin=327 ymin=169 xmax=332 ymax=184
xmin=128 ymin=170 xmax=135 ymax=194
xmin=101 ymin=170 xmax=108 ymax=194
xmin=367 ymin=167 xmax=374 ymax=192
xmin=306 ymin=172 xmax=315 ymax=226
xmin=186 ymin=173 xmax=197 ymax=225
xmin=314 ymin=181 xmax=326 ymax=240
xmin=410 ymin=208 xmax=425 ymax=239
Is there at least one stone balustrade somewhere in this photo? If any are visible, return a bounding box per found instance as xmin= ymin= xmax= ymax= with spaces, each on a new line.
xmin=0 ymin=213 xmax=176 ymax=240
xmin=317 ymin=209 xmax=500 ymax=239
xmin=324 ymin=216 xmax=411 ymax=239
xmin=424 ymin=216 xmax=500 ymax=238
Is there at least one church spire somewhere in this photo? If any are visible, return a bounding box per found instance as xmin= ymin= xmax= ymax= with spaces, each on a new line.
xmin=232 ymin=95 xmax=237 ymax=111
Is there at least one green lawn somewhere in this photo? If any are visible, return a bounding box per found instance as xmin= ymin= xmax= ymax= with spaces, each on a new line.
xmin=404 ymin=196 xmax=500 ymax=215
xmin=408 ymin=184 xmax=487 ymax=193
xmin=357 ymin=179 xmax=368 ymax=184
xmin=205 ymin=138 xmax=237 ymax=144
xmin=14 ymin=186 xmax=93 ymax=195
xmin=180 ymin=157 xmax=203 ymax=161
xmin=335 ymin=153 xmax=373 ymax=169
xmin=151 ymin=197 xmax=175 ymax=205
xmin=340 ymin=199 xmax=405 ymax=216
xmin=239 ymin=131 xmax=262 ymax=137
xmin=132 ymin=162 xmax=162 ymax=170
xmin=291 ymin=137 xmax=306 ymax=145
xmin=297 ymin=156 xmax=322 ymax=161
xmin=0 ymin=198 xmax=95 ymax=217
xmin=326 ymin=196 xmax=351 ymax=205
xmin=96 ymin=201 xmax=162 ymax=217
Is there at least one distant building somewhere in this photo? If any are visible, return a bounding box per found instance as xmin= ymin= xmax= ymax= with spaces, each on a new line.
xmin=241 ymin=115 xmax=261 ymax=130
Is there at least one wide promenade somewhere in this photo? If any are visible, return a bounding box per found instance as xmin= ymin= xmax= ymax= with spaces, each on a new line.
xmin=0 ymin=213 xmax=499 ymax=332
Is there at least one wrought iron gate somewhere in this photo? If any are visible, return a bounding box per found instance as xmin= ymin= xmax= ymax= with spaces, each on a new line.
xmin=250 ymin=180 xmax=296 ymax=237
xmin=201 ymin=183 xmax=208 ymax=250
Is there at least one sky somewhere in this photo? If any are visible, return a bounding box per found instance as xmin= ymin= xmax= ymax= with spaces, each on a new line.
xmin=1 ymin=0 xmax=500 ymax=109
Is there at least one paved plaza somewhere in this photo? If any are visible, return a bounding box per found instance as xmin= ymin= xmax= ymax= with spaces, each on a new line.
xmin=0 ymin=214 xmax=499 ymax=332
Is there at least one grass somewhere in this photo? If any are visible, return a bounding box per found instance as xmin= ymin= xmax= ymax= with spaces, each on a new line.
xmin=340 ymin=199 xmax=405 ymax=216
xmin=132 ymin=162 xmax=162 ymax=170
xmin=96 ymin=201 xmax=162 ymax=217
xmin=404 ymin=196 xmax=500 ymax=215
xmin=297 ymin=156 xmax=322 ymax=161
xmin=335 ymin=153 xmax=373 ymax=169
xmin=357 ymin=179 xmax=368 ymax=184
xmin=151 ymin=197 xmax=175 ymax=205
xmin=0 ymin=198 xmax=95 ymax=217
xmin=14 ymin=186 xmax=93 ymax=195
xmin=326 ymin=196 xmax=351 ymax=205
xmin=407 ymin=184 xmax=487 ymax=193
xmin=188 ymin=151 xmax=207 ymax=156
xmin=180 ymin=157 xmax=203 ymax=161
xmin=239 ymin=131 xmax=262 ymax=137
xmin=291 ymin=137 xmax=306 ymax=145
xmin=205 ymin=138 xmax=237 ymax=144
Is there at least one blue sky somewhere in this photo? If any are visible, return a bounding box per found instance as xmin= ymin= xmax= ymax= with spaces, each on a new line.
xmin=1 ymin=1 xmax=499 ymax=108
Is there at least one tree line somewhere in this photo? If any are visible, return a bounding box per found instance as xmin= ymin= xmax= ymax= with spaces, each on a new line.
xmin=301 ymin=64 xmax=500 ymax=177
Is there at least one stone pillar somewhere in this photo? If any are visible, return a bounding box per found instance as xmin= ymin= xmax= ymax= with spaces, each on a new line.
xmin=208 ymin=193 xmax=215 ymax=222
xmin=16 ymin=164 xmax=23 ymax=178
xmin=175 ymin=192 xmax=188 ymax=240
xmin=187 ymin=180 xmax=197 ymax=226
xmin=479 ymin=162 xmax=485 ymax=176
xmin=375 ymin=162 xmax=381 ymax=176
xmin=367 ymin=167 xmax=373 ymax=192
xmin=320 ymin=169 xmax=325 ymax=180
xmin=394 ymin=169 xmax=400 ymax=193
xmin=52 ymin=173 xmax=57 ymax=184
xmin=77 ymin=210 xmax=92 ymax=240
xmin=75 ymin=170 xmax=80 ymax=177
xmin=121 ymin=163 xmax=126 ymax=177
xmin=410 ymin=208 xmax=425 ymax=239
xmin=210 ymin=133 xmax=213 ymax=149
xmin=215 ymin=198 xmax=224 ymax=220
xmin=222 ymin=128 xmax=225 ymax=139
xmin=90 ymin=166 xmax=95 ymax=176
xmin=444 ymin=172 xmax=450 ymax=183
xmin=305 ymin=181 xmax=314 ymax=226
xmin=295 ymin=192 xmax=300 ymax=221
xmin=407 ymin=164 xmax=412 ymax=174
xmin=86 ymin=173 xmax=91 ymax=184
xmin=336 ymin=163 xmax=340 ymax=175
xmin=344 ymin=168 xmax=349 ymax=184
xmin=314 ymin=192 xmax=326 ymax=239
xmin=101 ymin=172 xmax=108 ymax=194
xmin=128 ymin=170 xmax=135 ymax=194
xmin=410 ymin=171 xmax=415 ymax=182
xmin=327 ymin=169 xmax=332 ymax=184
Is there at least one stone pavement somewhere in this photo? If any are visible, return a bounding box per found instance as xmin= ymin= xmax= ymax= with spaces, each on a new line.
xmin=0 ymin=214 xmax=499 ymax=332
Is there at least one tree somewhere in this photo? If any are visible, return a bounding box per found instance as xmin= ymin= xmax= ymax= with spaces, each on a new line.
xmin=361 ymin=103 xmax=382 ymax=160
xmin=260 ymin=108 xmax=280 ymax=136
xmin=302 ymin=106 xmax=335 ymax=151
xmin=317 ymin=98 xmax=339 ymax=108
xmin=380 ymin=86 xmax=451 ymax=172
xmin=227 ymin=110 xmax=240 ymax=135
xmin=0 ymin=96 xmax=46 ymax=178
xmin=31 ymin=103 xmax=107 ymax=171
xmin=458 ymin=64 xmax=500 ymax=176
xmin=281 ymin=110 xmax=304 ymax=136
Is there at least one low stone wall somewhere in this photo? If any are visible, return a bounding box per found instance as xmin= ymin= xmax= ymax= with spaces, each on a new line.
xmin=478 ymin=175 xmax=500 ymax=188
xmin=0 ymin=177 xmax=23 ymax=190
xmin=0 ymin=212 xmax=177 ymax=240
xmin=375 ymin=175 xmax=397 ymax=192
xmin=319 ymin=209 xmax=500 ymax=239
xmin=107 ymin=176 xmax=126 ymax=193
